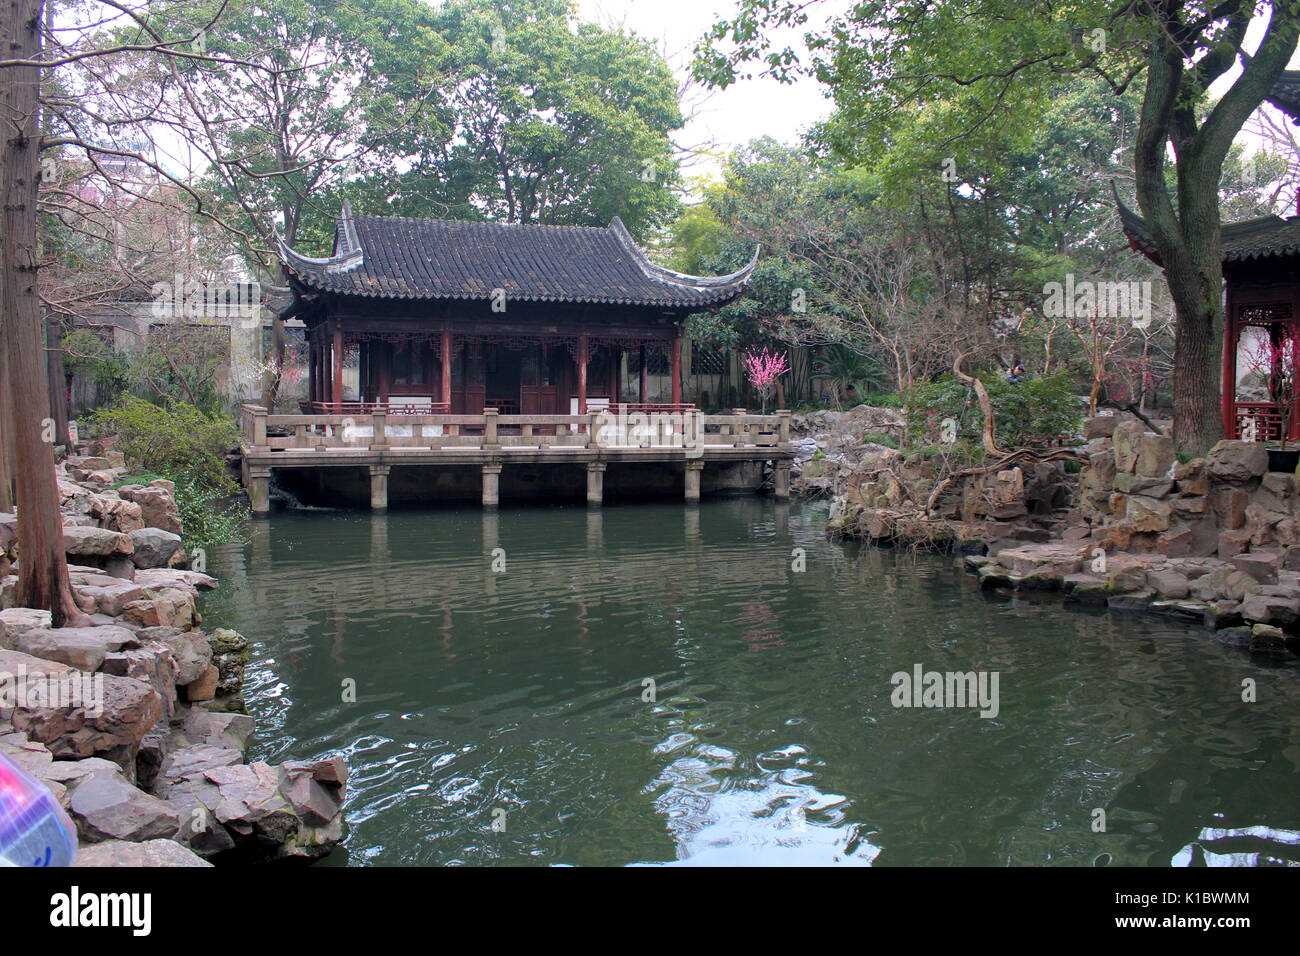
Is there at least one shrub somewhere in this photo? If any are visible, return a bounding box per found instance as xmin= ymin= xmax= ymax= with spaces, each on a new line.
xmin=92 ymin=397 xmax=247 ymax=548
xmin=861 ymin=431 xmax=900 ymax=449
xmin=90 ymin=396 xmax=238 ymax=494
xmin=904 ymin=372 xmax=1083 ymax=451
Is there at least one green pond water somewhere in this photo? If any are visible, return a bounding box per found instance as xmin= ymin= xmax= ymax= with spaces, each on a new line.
xmin=196 ymin=498 xmax=1300 ymax=866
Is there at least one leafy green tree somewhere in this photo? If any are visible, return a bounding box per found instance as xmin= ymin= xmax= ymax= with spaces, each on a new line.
xmin=331 ymin=0 xmax=684 ymax=241
xmin=696 ymin=0 xmax=1300 ymax=454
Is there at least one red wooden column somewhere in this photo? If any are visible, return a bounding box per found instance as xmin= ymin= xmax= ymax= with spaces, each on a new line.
xmin=578 ymin=332 xmax=589 ymax=414
xmin=639 ymin=344 xmax=647 ymax=404
xmin=440 ymin=325 xmax=452 ymax=410
xmin=307 ymin=338 xmax=317 ymax=405
xmin=332 ymin=327 xmax=344 ymax=412
xmin=609 ymin=347 xmax=619 ymax=405
xmin=670 ymin=335 xmax=682 ymax=406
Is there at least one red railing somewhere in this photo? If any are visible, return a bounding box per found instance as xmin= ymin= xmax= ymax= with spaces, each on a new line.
xmin=1233 ymin=402 xmax=1290 ymax=442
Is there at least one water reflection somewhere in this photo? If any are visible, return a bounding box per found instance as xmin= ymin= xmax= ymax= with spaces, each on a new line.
xmin=198 ymin=500 xmax=1300 ymax=866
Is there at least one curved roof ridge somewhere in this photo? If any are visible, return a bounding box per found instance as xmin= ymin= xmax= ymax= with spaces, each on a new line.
xmin=274 ymin=199 xmax=365 ymax=274
xmin=1113 ymin=182 xmax=1300 ymax=266
xmin=607 ymin=216 xmax=761 ymax=289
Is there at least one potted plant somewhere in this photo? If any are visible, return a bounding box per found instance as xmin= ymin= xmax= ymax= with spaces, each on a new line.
xmin=1245 ymin=329 xmax=1299 ymax=472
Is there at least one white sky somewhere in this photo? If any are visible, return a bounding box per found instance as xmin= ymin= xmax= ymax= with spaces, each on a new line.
xmin=575 ymin=0 xmax=835 ymax=179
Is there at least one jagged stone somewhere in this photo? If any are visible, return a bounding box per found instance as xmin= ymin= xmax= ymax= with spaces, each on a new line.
xmin=2 ymin=608 xmax=60 ymax=634
xmin=158 ymin=743 xmax=243 ymax=786
xmin=1218 ymin=528 xmax=1253 ymax=560
xmin=73 ymin=838 xmax=212 ymax=867
xmin=1127 ymin=495 xmax=1171 ymax=532
xmin=1206 ymin=440 xmax=1269 ymax=482
xmin=6 ymin=625 xmax=137 ymax=672
xmin=1239 ymin=592 xmax=1300 ymax=626
xmin=9 ymin=663 xmax=163 ymax=777
xmin=1231 ymin=550 xmax=1282 ymax=584
xmin=123 ymin=589 xmax=196 ymax=630
xmin=117 ymin=485 xmax=183 ymax=536
xmin=128 ymin=528 xmax=184 ymax=570
xmin=1113 ymin=420 xmax=1144 ymax=473
xmin=1135 ymin=433 xmax=1176 ymax=478
xmin=62 ymin=526 xmax=134 ymax=558
xmin=1084 ymin=415 xmax=1119 ymax=439
xmin=153 ymin=629 xmax=211 ymax=686
xmin=1146 ymin=568 xmax=1191 ymax=599
xmin=183 ymin=665 xmax=219 ymax=703
xmin=133 ymin=568 xmax=218 ymax=594
xmin=67 ymin=769 xmax=180 ymax=843
xmin=75 ymin=582 xmax=146 ymax=617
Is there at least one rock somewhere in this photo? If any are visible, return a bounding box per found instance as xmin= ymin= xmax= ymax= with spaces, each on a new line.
xmin=6 ymin=625 xmax=137 ymax=672
xmin=1249 ymin=623 xmax=1291 ymax=650
xmin=1135 ymin=433 xmax=1176 ymax=478
xmin=280 ymin=771 xmax=339 ymax=827
xmin=133 ymin=568 xmax=218 ymax=594
xmin=73 ymin=837 xmax=212 ymax=867
xmin=1157 ymin=520 xmax=1219 ymax=558
xmin=1231 ymin=550 xmax=1282 ymax=584
xmin=1190 ymin=567 xmax=1262 ymax=603
xmin=1114 ymin=472 xmax=1173 ymax=496
xmin=1262 ymin=471 xmax=1293 ymax=497
xmin=117 ymin=486 xmax=182 ymax=536
xmin=1113 ymin=421 xmax=1144 ymax=473
xmin=154 ymin=630 xmax=212 ymax=686
xmin=128 ymin=528 xmax=184 ymax=570
xmin=177 ymin=708 xmax=254 ymax=755
xmin=102 ymin=642 xmax=179 ymax=721
xmin=203 ymin=761 xmax=301 ymax=849
xmin=1126 ymin=495 xmax=1171 ymax=533
xmin=1084 ymin=415 xmax=1118 ymax=439
xmin=10 ymin=666 xmax=163 ymax=776
xmin=1210 ymin=488 xmax=1250 ymax=530
xmin=67 ymin=769 xmax=180 ymax=843
xmin=1206 ymin=440 xmax=1269 ymax=482
xmin=123 ymin=590 xmax=197 ymax=630
xmin=182 ymin=665 xmax=219 ymax=703
xmin=1146 ymin=568 xmax=1191 ymax=599
xmin=0 ymin=607 xmax=52 ymax=633
xmin=96 ymin=498 xmax=144 ymax=534
xmin=1218 ymin=529 xmax=1253 ymax=560
xmin=62 ymin=526 xmax=134 ymax=558
xmin=76 ymin=582 xmax=146 ymax=617
xmin=158 ymin=743 xmax=243 ymax=786
xmin=1174 ymin=458 xmax=1208 ymax=495
xmin=1239 ymin=592 xmax=1300 ymax=626
xmin=208 ymin=629 xmax=249 ymax=704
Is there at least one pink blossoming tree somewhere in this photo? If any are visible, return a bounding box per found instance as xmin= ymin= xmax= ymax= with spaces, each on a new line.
xmin=742 ymin=347 xmax=790 ymax=414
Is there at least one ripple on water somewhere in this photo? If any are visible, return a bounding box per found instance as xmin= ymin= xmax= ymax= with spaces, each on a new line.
xmin=198 ymin=502 xmax=1300 ymax=866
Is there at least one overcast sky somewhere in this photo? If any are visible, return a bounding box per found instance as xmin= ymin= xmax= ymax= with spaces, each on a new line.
xmin=574 ymin=0 xmax=836 ymax=176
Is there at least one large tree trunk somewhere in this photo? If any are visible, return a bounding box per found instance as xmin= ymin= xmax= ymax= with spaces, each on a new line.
xmin=1133 ymin=10 xmax=1300 ymax=455
xmin=0 ymin=320 xmax=13 ymax=512
xmin=1 ymin=0 xmax=86 ymax=626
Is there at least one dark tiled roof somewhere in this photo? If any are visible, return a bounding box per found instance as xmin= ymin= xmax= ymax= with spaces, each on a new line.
xmin=276 ymin=202 xmax=758 ymax=309
xmin=1114 ymin=184 xmax=1300 ymax=265
xmin=1267 ymin=69 xmax=1300 ymax=121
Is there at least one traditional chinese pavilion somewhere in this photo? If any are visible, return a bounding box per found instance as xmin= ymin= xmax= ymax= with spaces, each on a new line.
xmin=1117 ymin=190 xmax=1300 ymax=443
xmin=274 ymin=203 xmax=758 ymax=416
xmin=1112 ymin=70 xmax=1300 ymax=443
